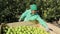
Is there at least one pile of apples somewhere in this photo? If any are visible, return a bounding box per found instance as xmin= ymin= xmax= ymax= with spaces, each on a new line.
xmin=4 ymin=26 xmax=49 ymax=34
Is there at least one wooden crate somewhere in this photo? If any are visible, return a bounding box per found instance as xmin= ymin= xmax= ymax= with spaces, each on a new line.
xmin=5 ymin=21 xmax=45 ymax=30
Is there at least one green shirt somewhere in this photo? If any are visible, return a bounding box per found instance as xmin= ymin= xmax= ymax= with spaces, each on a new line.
xmin=19 ymin=9 xmax=48 ymax=28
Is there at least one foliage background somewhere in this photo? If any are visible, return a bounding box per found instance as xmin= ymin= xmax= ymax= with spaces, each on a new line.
xmin=0 ymin=0 xmax=60 ymax=23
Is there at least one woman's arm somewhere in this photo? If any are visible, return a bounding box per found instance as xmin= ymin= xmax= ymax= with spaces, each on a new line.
xmin=36 ymin=15 xmax=48 ymax=28
xmin=19 ymin=9 xmax=31 ymax=21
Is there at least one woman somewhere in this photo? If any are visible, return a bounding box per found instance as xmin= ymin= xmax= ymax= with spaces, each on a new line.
xmin=19 ymin=4 xmax=50 ymax=32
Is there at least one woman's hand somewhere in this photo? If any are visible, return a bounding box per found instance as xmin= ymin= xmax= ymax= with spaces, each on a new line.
xmin=45 ymin=27 xmax=51 ymax=34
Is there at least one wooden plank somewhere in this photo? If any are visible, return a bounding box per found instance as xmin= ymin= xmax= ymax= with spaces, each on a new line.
xmin=6 ymin=22 xmax=44 ymax=28
xmin=50 ymin=31 xmax=56 ymax=34
xmin=47 ymin=23 xmax=60 ymax=34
